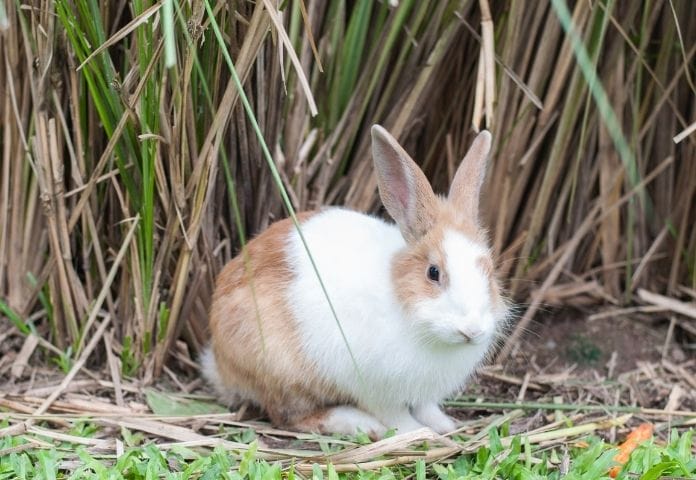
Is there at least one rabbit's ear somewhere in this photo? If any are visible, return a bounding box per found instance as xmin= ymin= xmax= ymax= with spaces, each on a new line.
xmin=448 ymin=130 xmax=492 ymax=222
xmin=371 ymin=125 xmax=437 ymax=243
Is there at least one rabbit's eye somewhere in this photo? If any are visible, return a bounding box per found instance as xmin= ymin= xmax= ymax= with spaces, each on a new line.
xmin=427 ymin=265 xmax=440 ymax=283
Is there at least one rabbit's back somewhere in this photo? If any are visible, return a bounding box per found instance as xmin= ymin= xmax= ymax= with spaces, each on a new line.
xmin=206 ymin=211 xmax=349 ymax=424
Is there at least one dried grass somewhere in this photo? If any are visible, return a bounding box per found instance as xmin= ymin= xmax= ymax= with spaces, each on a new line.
xmin=0 ymin=357 xmax=693 ymax=471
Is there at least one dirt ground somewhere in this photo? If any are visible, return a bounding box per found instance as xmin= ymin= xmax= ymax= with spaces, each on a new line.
xmin=506 ymin=308 xmax=679 ymax=375
xmin=451 ymin=308 xmax=696 ymax=431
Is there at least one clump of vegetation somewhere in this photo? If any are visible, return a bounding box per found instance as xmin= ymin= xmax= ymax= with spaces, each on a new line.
xmin=566 ymin=334 xmax=602 ymax=365
xmin=0 ymin=1 xmax=694 ymax=476
xmin=0 ymin=418 xmax=693 ymax=479
xmin=0 ymin=0 xmax=693 ymax=378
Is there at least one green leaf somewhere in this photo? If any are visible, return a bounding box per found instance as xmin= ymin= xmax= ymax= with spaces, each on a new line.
xmin=120 ymin=427 xmax=144 ymax=447
xmin=200 ymin=462 xmax=223 ymax=480
xmin=311 ymin=463 xmax=324 ymax=480
xmin=145 ymin=390 xmax=228 ymax=416
xmin=432 ymin=463 xmax=449 ymax=479
xmin=36 ymin=450 xmax=59 ymax=480
xmin=415 ymin=459 xmax=426 ymax=480
xmin=489 ymin=428 xmax=503 ymax=455
xmin=327 ymin=463 xmax=338 ymax=480
xmin=675 ymin=428 xmax=692 ymax=463
xmin=0 ymin=299 xmax=31 ymax=335
xmin=240 ymin=441 xmax=259 ymax=477
xmin=639 ymin=460 xmax=680 ymax=480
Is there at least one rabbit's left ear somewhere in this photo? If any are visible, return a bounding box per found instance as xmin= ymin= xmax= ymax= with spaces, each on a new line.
xmin=372 ymin=125 xmax=438 ymax=243
xmin=448 ymin=130 xmax=492 ymax=222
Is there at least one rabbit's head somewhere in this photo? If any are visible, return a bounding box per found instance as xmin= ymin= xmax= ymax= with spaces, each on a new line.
xmin=372 ymin=126 xmax=507 ymax=346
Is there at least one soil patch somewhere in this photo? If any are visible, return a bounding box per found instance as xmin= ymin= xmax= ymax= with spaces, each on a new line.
xmin=504 ymin=308 xmax=683 ymax=376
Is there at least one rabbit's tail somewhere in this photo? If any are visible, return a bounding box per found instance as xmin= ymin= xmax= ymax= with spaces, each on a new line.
xmin=200 ymin=346 xmax=254 ymax=407
xmin=199 ymin=346 xmax=221 ymax=389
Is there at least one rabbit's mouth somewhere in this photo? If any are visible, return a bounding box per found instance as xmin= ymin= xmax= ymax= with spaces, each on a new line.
xmin=413 ymin=317 xmax=493 ymax=347
xmin=457 ymin=328 xmax=488 ymax=345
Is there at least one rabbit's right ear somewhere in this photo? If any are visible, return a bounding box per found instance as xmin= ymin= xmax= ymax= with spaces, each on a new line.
xmin=371 ymin=125 xmax=438 ymax=243
xmin=448 ymin=130 xmax=491 ymax=224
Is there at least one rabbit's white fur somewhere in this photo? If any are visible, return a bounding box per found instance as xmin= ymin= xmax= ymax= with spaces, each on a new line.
xmin=287 ymin=209 xmax=493 ymax=418
xmin=204 ymin=126 xmax=507 ymax=438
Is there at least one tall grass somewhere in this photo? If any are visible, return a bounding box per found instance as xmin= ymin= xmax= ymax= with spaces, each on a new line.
xmin=0 ymin=0 xmax=694 ymax=378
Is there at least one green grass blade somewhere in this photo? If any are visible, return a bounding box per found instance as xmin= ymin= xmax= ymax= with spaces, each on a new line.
xmin=0 ymin=299 xmax=31 ymax=335
xmin=162 ymin=0 xmax=176 ymax=68
xmin=0 ymin=0 xmax=8 ymax=30
xmin=550 ymin=0 xmax=640 ymax=189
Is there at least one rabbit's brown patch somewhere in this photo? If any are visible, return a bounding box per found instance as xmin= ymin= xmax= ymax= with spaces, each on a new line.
xmin=208 ymin=212 xmax=348 ymax=428
xmin=391 ymin=197 xmax=489 ymax=309
xmin=391 ymin=225 xmax=446 ymax=308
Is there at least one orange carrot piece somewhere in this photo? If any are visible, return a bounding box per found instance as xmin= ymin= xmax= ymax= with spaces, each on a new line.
xmin=608 ymin=423 xmax=654 ymax=478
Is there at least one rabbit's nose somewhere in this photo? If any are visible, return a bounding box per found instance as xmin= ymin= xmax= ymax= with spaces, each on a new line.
xmin=459 ymin=328 xmax=484 ymax=343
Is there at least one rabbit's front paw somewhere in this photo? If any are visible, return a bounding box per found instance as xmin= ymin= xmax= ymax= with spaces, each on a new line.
xmin=412 ymin=403 xmax=456 ymax=434
xmin=373 ymin=408 xmax=426 ymax=434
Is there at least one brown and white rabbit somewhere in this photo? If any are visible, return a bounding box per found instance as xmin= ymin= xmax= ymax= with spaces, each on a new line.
xmin=202 ymin=125 xmax=508 ymax=438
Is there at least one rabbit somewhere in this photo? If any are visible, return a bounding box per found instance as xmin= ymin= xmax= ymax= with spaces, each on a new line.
xmin=202 ymin=125 xmax=508 ymax=438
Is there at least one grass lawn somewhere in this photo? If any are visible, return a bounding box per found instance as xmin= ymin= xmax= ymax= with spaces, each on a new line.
xmin=1 ymin=411 xmax=694 ymax=479
xmin=1 ymin=362 xmax=695 ymax=479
